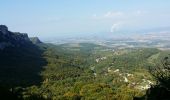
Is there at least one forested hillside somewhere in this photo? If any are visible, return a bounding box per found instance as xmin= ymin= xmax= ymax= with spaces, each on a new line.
xmin=0 ymin=25 xmax=46 ymax=99
xmin=0 ymin=25 xmax=170 ymax=100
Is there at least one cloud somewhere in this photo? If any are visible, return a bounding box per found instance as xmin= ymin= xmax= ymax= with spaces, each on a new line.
xmin=91 ymin=10 xmax=148 ymax=33
xmin=136 ymin=10 xmax=143 ymax=15
xmin=92 ymin=10 xmax=147 ymax=20
xmin=92 ymin=14 xmax=97 ymax=18
xmin=134 ymin=10 xmax=148 ymax=16
xmin=104 ymin=11 xmax=124 ymax=18
xmin=110 ymin=23 xmax=121 ymax=33
xmin=92 ymin=11 xmax=124 ymax=19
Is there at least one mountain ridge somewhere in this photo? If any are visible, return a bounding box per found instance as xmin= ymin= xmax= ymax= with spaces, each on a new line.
xmin=0 ymin=25 xmax=42 ymax=50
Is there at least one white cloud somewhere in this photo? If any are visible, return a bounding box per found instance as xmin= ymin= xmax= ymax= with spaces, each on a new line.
xmin=92 ymin=14 xmax=97 ymax=18
xmin=134 ymin=10 xmax=148 ymax=16
xmin=92 ymin=10 xmax=147 ymax=20
xmin=110 ymin=23 xmax=121 ymax=33
xmin=91 ymin=10 xmax=148 ymax=33
xmin=92 ymin=11 xmax=124 ymax=19
xmin=104 ymin=11 xmax=124 ymax=18
xmin=136 ymin=10 xmax=143 ymax=15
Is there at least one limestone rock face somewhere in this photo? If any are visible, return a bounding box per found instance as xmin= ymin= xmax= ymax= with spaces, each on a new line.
xmin=30 ymin=37 xmax=42 ymax=44
xmin=0 ymin=25 xmax=38 ymax=50
xmin=0 ymin=25 xmax=8 ymax=35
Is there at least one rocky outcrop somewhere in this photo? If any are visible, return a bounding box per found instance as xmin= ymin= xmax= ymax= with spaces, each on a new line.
xmin=0 ymin=25 xmax=38 ymax=50
xmin=30 ymin=37 xmax=42 ymax=44
xmin=0 ymin=25 xmax=8 ymax=35
xmin=0 ymin=25 xmax=46 ymax=89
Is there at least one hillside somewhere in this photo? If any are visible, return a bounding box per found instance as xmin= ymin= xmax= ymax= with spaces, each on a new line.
xmin=0 ymin=25 xmax=170 ymax=100
xmin=0 ymin=25 xmax=47 ymax=99
xmin=23 ymin=43 xmax=168 ymax=99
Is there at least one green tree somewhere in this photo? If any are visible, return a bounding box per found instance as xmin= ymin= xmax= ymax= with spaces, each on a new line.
xmin=146 ymin=56 xmax=170 ymax=100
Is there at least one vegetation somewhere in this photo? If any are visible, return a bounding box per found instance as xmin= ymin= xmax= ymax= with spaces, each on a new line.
xmin=1 ymin=42 xmax=170 ymax=100
xmin=145 ymin=55 xmax=170 ymax=100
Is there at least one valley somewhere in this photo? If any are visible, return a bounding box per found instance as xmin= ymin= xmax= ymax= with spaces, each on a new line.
xmin=1 ymin=0 xmax=170 ymax=99
xmin=22 ymin=43 xmax=169 ymax=99
xmin=0 ymin=25 xmax=170 ymax=99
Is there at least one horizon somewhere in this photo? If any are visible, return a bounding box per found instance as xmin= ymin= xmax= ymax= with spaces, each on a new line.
xmin=1 ymin=0 xmax=170 ymax=39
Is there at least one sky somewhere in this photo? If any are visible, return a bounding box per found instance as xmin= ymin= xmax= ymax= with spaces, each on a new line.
xmin=1 ymin=0 xmax=170 ymax=38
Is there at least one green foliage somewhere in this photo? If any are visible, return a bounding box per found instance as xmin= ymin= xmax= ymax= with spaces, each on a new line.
xmin=1 ymin=42 xmax=167 ymax=99
xmin=144 ymin=55 xmax=170 ymax=100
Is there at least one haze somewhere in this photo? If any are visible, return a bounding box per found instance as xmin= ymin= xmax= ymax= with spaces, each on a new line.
xmin=1 ymin=0 xmax=170 ymax=39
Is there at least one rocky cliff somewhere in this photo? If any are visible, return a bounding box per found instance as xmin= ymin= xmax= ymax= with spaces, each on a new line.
xmin=0 ymin=25 xmax=41 ymax=50
xmin=0 ymin=25 xmax=46 ymax=87
xmin=30 ymin=37 xmax=42 ymax=44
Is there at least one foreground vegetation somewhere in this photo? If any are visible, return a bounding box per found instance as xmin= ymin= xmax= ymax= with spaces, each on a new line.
xmin=0 ymin=42 xmax=170 ymax=100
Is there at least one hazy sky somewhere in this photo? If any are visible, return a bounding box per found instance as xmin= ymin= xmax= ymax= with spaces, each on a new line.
xmin=1 ymin=0 xmax=170 ymax=38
